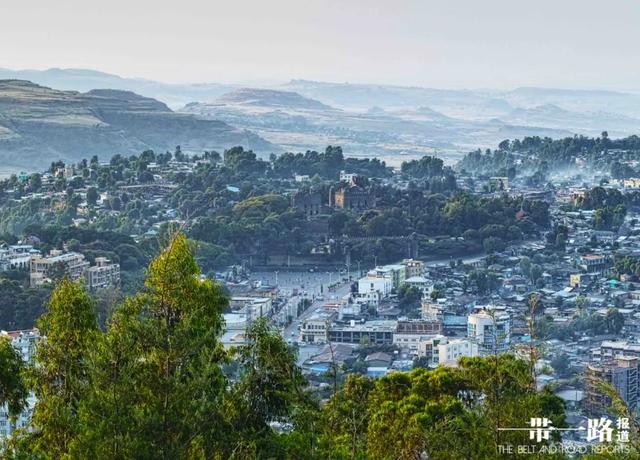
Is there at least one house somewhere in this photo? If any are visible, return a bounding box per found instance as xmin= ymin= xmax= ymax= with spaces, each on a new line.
xmin=85 ymin=257 xmax=120 ymax=290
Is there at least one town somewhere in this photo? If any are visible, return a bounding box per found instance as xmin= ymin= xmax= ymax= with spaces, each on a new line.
xmin=2 ymin=136 xmax=640 ymax=452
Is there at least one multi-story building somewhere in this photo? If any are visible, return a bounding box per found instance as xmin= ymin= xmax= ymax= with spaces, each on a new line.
xmin=393 ymin=319 xmax=443 ymax=352
xmin=584 ymin=356 xmax=640 ymax=415
xmin=339 ymin=171 xmax=358 ymax=183
xmin=0 ymin=245 xmax=36 ymax=271
xmin=30 ymin=250 xmax=90 ymax=287
xmin=300 ymin=310 xmax=336 ymax=343
xmin=438 ymin=339 xmax=480 ymax=366
xmin=85 ymin=257 xmax=120 ymax=290
xmin=328 ymin=320 xmax=396 ymax=345
xmin=229 ymin=297 xmax=273 ymax=321
xmin=367 ymin=264 xmax=406 ymax=290
xmin=401 ymin=259 xmax=425 ymax=279
xmin=578 ymin=254 xmax=611 ymax=274
xmin=600 ymin=341 xmax=640 ymax=360
xmin=357 ymin=276 xmax=393 ymax=299
xmin=467 ymin=308 xmax=511 ymax=353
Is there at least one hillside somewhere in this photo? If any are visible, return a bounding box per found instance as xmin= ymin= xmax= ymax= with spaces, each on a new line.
xmin=0 ymin=80 xmax=275 ymax=170
xmin=0 ymin=68 xmax=237 ymax=108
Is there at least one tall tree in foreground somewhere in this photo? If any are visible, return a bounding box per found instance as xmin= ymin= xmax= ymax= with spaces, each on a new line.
xmin=27 ymin=278 xmax=98 ymax=458
xmin=72 ymin=233 xmax=228 ymax=459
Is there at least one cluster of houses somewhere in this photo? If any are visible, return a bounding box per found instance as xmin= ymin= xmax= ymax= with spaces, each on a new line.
xmin=0 ymin=243 xmax=120 ymax=290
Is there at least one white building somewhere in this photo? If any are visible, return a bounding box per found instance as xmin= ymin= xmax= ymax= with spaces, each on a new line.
xmin=339 ymin=170 xmax=358 ymax=182
xmin=438 ymin=339 xmax=479 ymax=366
xmin=467 ymin=308 xmax=511 ymax=353
xmin=229 ymin=297 xmax=273 ymax=321
xmin=220 ymin=313 xmax=249 ymax=349
xmin=358 ymin=276 xmax=393 ymax=300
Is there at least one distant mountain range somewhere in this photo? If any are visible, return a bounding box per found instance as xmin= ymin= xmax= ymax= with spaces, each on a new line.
xmin=0 ymin=80 xmax=274 ymax=170
xmin=2 ymin=67 xmax=640 ymax=169
xmin=182 ymin=87 xmax=574 ymax=161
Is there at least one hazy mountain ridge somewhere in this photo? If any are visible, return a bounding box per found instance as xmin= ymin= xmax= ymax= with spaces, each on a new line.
xmin=182 ymin=87 xmax=573 ymax=164
xmin=0 ymin=80 xmax=275 ymax=169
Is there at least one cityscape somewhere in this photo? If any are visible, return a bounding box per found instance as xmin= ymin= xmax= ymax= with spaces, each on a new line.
xmin=2 ymin=1 xmax=640 ymax=458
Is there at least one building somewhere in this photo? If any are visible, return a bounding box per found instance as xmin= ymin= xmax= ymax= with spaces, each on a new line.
xmin=328 ymin=320 xmax=396 ymax=345
xmin=357 ymin=276 xmax=393 ymax=300
xmin=415 ymin=335 xmax=447 ymax=364
xmin=229 ymin=297 xmax=273 ymax=321
xmin=438 ymin=339 xmax=480 ymax=366
xmin=367 ymin=264 xmax=406 ymax=290
xmin=584 ymin=356 xmax=640 ymax=415
xmin=578 ymin=254 xmax=610 ymax=274
xmin=300 ymin=310 xmax=336 ymax=343
xmin=291 ymin=191 xmax=322 ymax=217
xmin=85 ymin=257 xmax=120 ymax=290
xmin=623 ymin=178 xmax=640 ymax=189
xmin=467 ymin=308 xmax=511 ymax=353
xmin=339 ymin=171 xmax=358 ymax=183
xmin=332 ymin=177 xmax=373 ymax=211
xmin=401 ymin=259 xmax=425 ymax=278
xmin=600 ymin=341 xmax=640 ymax=359
xmin=30 ymin=250 xmax=90 ymax=287
xmin=220 ymin=313 xmax=249 ymax=349
xmin=0 ymin=245 xmax=36 ymax=271
xmin=393 ymin=320 xmax=443 ymax=352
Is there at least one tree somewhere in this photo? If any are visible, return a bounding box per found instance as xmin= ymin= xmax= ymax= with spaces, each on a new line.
xmin=86 ymin=187 xmax=98 ymax=207
xmin=27 ymin=279 xmax=99 ymax=458
xmin=0 ymin=337 xmax=27 ymax=420
xmin=226 ymin=318 xmax=309 ymax=457
xmin=71 ymin=233 xmax=228 ymax=459
xmin=606 ymin=307 xmax=625 ymax=334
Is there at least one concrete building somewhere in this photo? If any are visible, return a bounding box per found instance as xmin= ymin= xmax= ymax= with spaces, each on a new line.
xmin=220 ymin=313 xmax=249 ymax=349
xmin=584 ymin=356 xmax=640 ymax=415
xmin=358 ymin=276 xmax=393 ymax=299
xmin=0 ymin=245 xmax=36 ymax=271
xmin=368 ymin=264 xmax=406 ymax=290
xmin=401 ymin=259 xmax=425 ymax=279
xmin=328 ymin=320 xmax=396 ymax=345
xmin=393 ymin=319 xmax=443 ymax=352
xmin=229 ymin=297 xmax=273 ymax=321
xmin=339 ymin=171 xmax=358 ymax=183
xmin=467 ymin=308 xmax=511 ymax=353
xmin=438 ymin=339 xmax=480 ymax=366
xmin=300 ymin=310 xmax=336 ymax=343
xmin=84 ymin=257 xmax=120 ymax=290
xmin=30 ymin=250 xmax=90 ymax=287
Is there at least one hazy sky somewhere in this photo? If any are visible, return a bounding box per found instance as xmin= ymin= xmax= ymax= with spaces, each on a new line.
xmin=2 ymin=0 xmax=639 ymax=90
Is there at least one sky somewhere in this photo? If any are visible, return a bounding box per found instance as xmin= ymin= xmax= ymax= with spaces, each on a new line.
xmin=2 ymin=0 xmax=640 ymax=90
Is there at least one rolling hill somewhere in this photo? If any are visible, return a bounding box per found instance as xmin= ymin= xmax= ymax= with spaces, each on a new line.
xmin=0 ymin=80 xmax=275 ymax=170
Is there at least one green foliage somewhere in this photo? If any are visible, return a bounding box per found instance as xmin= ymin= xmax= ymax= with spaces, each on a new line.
xmin=27 ymin=278 xmax=99 ymax=458
xmin=0 ymin=338 xmax=27 ymax=419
